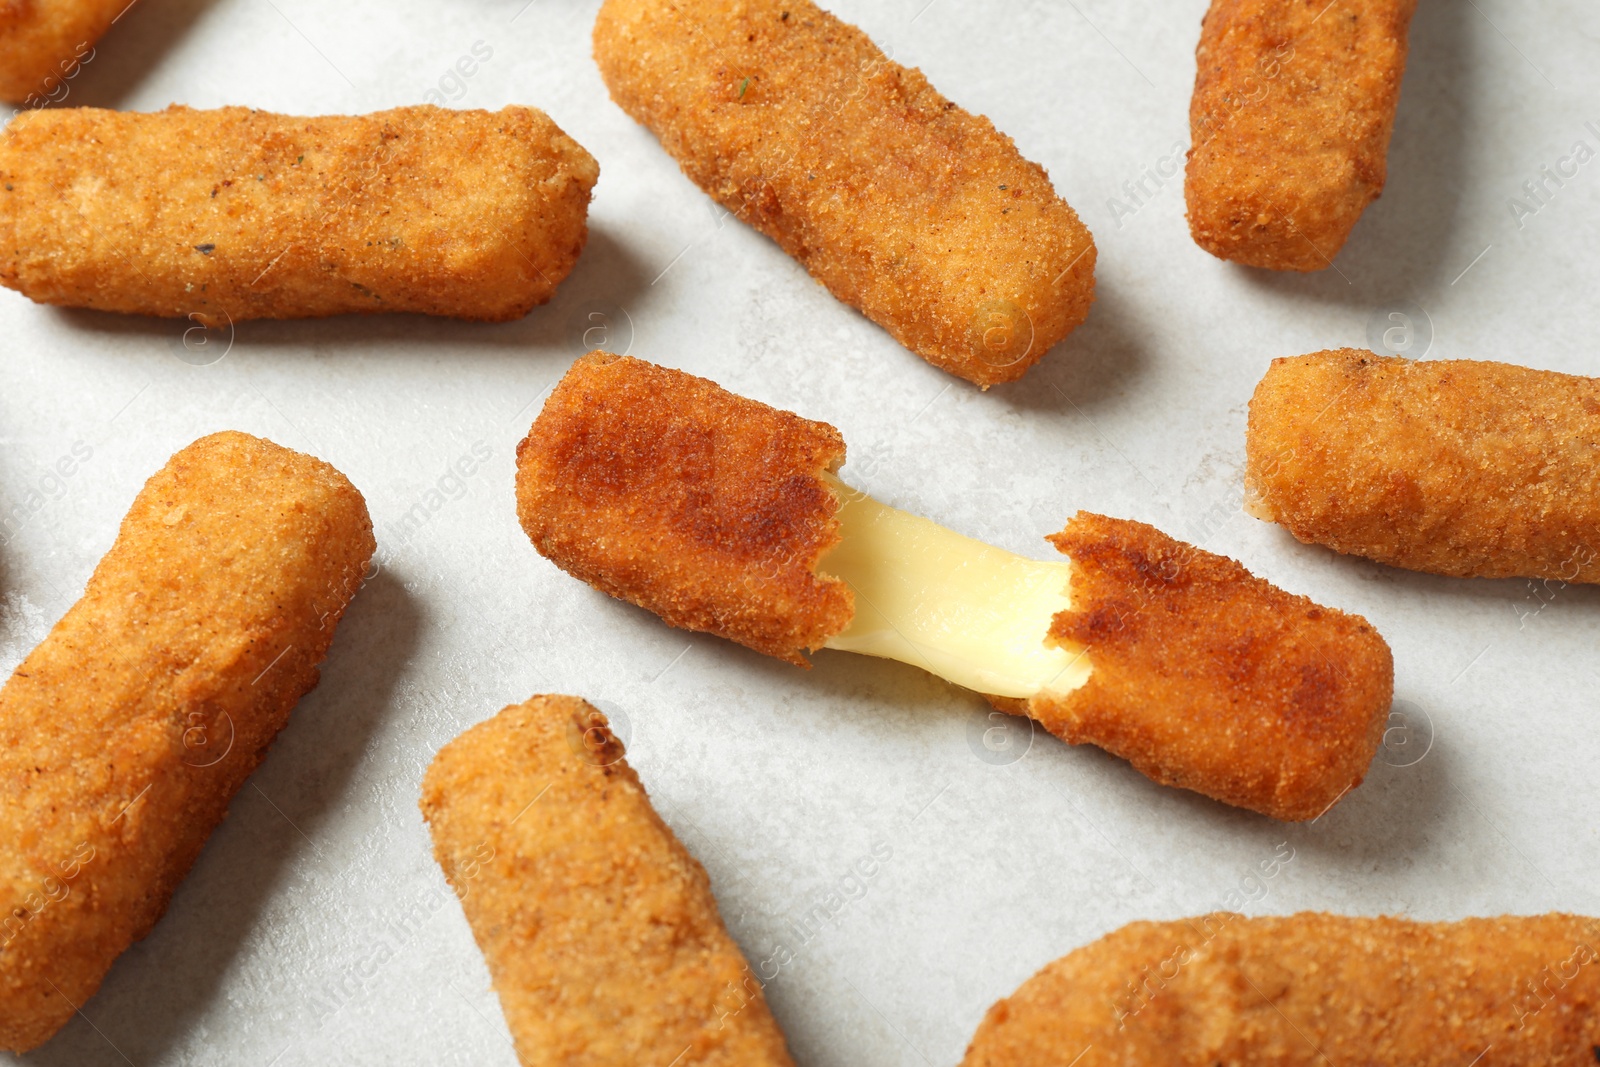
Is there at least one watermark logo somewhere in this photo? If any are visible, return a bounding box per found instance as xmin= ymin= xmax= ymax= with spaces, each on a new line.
xmin=1113 ymin=841 xmax=1295 ymax=1027
xmin=1193 ymin=40 xmax=1296 ymax=145
xmin=421 ymin=40 xmax=493 ymax=106
xmin=180 ymin=708 xmax=236 ymax=768
xmin=7 ymin=42 xmax=95 ymax=115
xmin=568 ymin=303 xmax=635 ymax=358
xmin=170 ymin=311 xmax=234 ymax=366
xmin=1379 ymin=699 xmax=1433 ymax=768
xmin=567 ymin=702 xmax=630 ymax=767
xmin=1512 ymin=942 xmax=1597 ymax=1030
xmin=850 ymin=438 xmax=895 ymax=481
xmin=1506 ymin=123 xmax=1599 ymax=231
xmin=1 ymin=841 xmax=95 ymax=948
xmin=969 ymin=299 xmax=1034 ymax=371
xmin=967 ymin=707 xmax=1034 ymax=766
xmin=755 ymin=840 xmax=894 ymax=985
xmin=1513 ymin=545 xmax=1595 ymax=629
xmin=0 ymin=440 xmax=94 ymax=548
xmin=383 ymin=440 xmax=492 ymax=549
xmin=1364 ymin=302 xmax=1432 ymax=359
xmin=306 ymin=880 xmax=459 ymax=1035
xmin=1105 ymin=140 xmax=1187 ymax=229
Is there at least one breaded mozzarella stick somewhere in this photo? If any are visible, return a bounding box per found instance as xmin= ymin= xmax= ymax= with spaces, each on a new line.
xmin=0 ymin=432 xmax=374 ymax=1052
xmin=420 ymin=695 xmax=796 ymax=1067
xmin=0 ymin=0 xmax=128 ymax=105
xmin=0 ymin=105 xmax=598 ymax=325
xmin=516 ymin=353 xmax=1393 ymax=821
xmin=962 ymin=912 xmax=1600 ymax=1066
xmin=1246 ymin=349 xmax=1600 ymax=582
xmin=1186 ymin=0 xmax=1417 ymax=270
xmin=593 ymin=0 xmax=1096 ymax=387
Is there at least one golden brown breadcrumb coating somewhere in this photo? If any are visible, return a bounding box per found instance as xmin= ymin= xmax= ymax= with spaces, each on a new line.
xmin=962 ymin=912 xmax=1600 ymax=1066
xmin=592 ymin=0 xmax=1095 ymax=387
xmin=0 ymin=104 xmax=598 ymax=325
xmin=1024 ymin=513 xmax=1391 ymax=822
xmin=419 ymin=695 xmax=796 ymax=1067
xmin=1186 ymin=0 xmax=1417 ymax=271
xmin=518 ymin=356 xmax=1392 ymax=820
xmin=1247 ymin=348 xmax=1600 ymax=582
xmin=0 ymin=431 xmax=374 ymax=1053
xmin=0 ymin=0 xmax=127 ymax=105
xmin=515 ymin=352 xmax=853 ymax=666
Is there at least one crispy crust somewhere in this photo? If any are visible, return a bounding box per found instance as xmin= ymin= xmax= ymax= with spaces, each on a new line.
xmin=0 ymin=104 xmax=598 ymax=325
xmin=592 ymin=0 xmax=1095 ymax=387
xmin=1247 ymin=348 xmax=1600 ymax=581
xmin=962 ymin=912 xmax=1600 ymax=1066
xmin=1186 ymin=0 xmax=1417 ymax=271
xmin=517 ymin=358 xmax=1389 ymax=817
xmin=1025 ymin=513 xmax=1391 ymax=822
xmin=0 ymin=0 xmax=124 ymax=105
xmin=419 ymin=695 xmax=796 ymax=1067
xmin=515 ymin=352 xmax=853 ymax=665
xmin=0 ymin=432 xmax=374 ymax=1052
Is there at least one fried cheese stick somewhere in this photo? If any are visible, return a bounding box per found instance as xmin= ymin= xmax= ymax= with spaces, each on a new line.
xmin=1246 ymin=348 xmax=1600 ymax=582
xmin=0 ymin=105 xmax=598 ymax=326
xmin=420 ymin=695 xmax=795 ymax=1067
xmin=592 ymin=0 xmax=1096 ymax=387
xmin=515 ymin=353 xmax=1393 ymax=821
xmin=0 ymin=0 xmax=127 ymax=105
xmin=1186 ymin=0 xmax=1417 ymax=271
xmin=961 ymin=912 xmax=1600 ymax=1066
xmin=0 ymin=431 xmax=374 ymax=1052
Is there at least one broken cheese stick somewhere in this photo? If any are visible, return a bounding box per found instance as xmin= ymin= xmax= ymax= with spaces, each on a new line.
xmin=1186 ymin=0 xmax=1417 ymax=270
xmin=420 ymin=695 xmax=796 ymax=1067
xmin=0 ymin=0 xmax=128 ymax=105
xmin=516 ymin=353 xmax=1393 ymax=821
xmin=0 ymin=432 xmax=374 ymax=1053
xmin=961 ymin=912 xmax=1600 ymax=1066
xmin=1247 ymin=349 xmax=1600 ymax=582
xmin=593 ymin=0 xmax=1096 ymax=387
xmin=0 ymin=105 xmax=598 ymax=326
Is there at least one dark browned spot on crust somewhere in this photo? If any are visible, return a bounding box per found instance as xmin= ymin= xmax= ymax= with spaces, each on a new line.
xmin=515 ymin=352 xmax=853 ymax=665
xmin=1028 ymin=512 xmax=1392 ymax=821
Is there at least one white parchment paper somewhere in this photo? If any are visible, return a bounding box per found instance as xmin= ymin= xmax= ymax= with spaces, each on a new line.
xmin=2 ymin=0 xmax=1598 ymax=1063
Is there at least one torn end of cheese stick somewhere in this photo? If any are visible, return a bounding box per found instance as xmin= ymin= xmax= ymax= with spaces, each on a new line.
xmin=1185 ymin=0 xmax=1417 ymax=271
xmin=517 ymin=354 xmax=1393 ymax=820
xmin=0 ymin=104 xmax=598 ymax=325
xmin=592 ymin=0 xmax=1095 ymax=387
xmin=826 ymin=489 xmax=1390 ymax=821
xmin=0 ymin=0 xmax=126 ymax=105
xmin=0 ymin=431 xmax=374 ymax=1053
xmin=419 ymin=695 xmax=796 ymax=1067
xmin=961 ymin=912 xmax=1600 ymax=1066
xmin=1247 ymin=348 xmax=1600 ymax=582
xmin=515 ymin=351 xmax=853 ymax=666
xmin=1024 ymin=513 xmax=1390 ymax=821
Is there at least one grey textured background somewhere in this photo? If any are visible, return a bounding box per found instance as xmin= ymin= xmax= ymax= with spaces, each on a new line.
xmin=1 ymin=0 xmax=1598 ymax=1063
